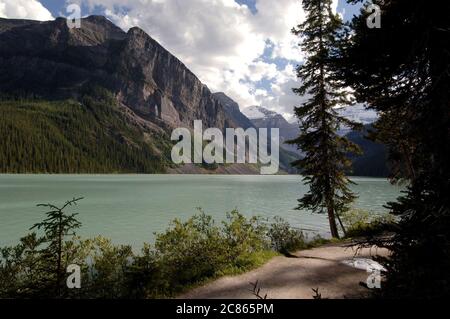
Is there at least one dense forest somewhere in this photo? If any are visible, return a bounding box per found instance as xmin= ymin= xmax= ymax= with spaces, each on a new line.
xmin=0 ymin=89 xmax=172 ymax=173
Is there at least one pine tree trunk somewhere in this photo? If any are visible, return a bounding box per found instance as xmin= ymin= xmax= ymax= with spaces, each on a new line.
xmin=325 ymin=181 xmax=340 ymax=239
xmin=327 ymin=205 xmax=340 ymax=239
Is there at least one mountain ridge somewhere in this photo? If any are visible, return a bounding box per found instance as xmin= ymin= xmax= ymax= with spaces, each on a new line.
xmin=242 ymin=106 xmax=389 ymax=177
xmin=243 ymin=105 xmax=301 ymax=155
xmin=0 ymin=15 xmax=234 ymax=131
xmin=0 ymin=16 xmax=289 ymax=174
xmin=0 ymin=16 xmax=389 ymax=176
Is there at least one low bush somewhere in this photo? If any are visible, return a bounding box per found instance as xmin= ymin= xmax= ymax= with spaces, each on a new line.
xmin=0 ymin=200 xmax=319 ymax=298
xmin=267 ymin=216 xmax=307 ymax=254
xmin=341 ymin=208 xmax=395 ymax=238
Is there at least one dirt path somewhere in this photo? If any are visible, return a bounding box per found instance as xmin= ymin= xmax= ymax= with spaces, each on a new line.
xmin=179 ymin=244 xmax=389 ymax=299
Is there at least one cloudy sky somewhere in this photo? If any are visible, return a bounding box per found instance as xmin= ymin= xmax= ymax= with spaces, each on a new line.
xmin=0 ymin=0 xmax=361 ymax=121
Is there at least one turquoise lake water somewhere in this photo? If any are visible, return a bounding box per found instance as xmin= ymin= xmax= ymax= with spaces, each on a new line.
xmin=0 ymin=175 xmax=402 ymax=248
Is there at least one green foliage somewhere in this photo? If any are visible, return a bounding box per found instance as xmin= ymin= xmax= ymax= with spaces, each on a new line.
xmin=289 ymin=0 xmax=362 ymax=238
xmin=0 ymin=233 xmax=48 ymax=298
xmin=0 ymin=89 xmax=171 ymax=173
xmin=122 ymin=243 xmax=166 ymax=298
xmin=2 ymin=201 xmax=314 ymax=299
xmin=222 ymin=211 xmax=269 ymax=260
xmin=153 ymin=210 xmax=271 ymax=295
xmin=306 ymin=235 xmax=338 ymax=247
xmin=0 ymin=200 xmax=88 ymax=298
xmin=83 ymin=237 xmax=134 ymax=298
xmin=268 ymin=217 xmax=307 ymax=254
xmin=30 ymin=197 xmax=83 ymax=297
xmin=340 ymin=209 xmax=394 ymax=238
xmin=154 ymin=213 xmax=228 ymax=291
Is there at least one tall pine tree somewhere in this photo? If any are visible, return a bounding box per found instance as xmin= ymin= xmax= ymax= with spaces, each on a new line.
xmin=290 ymin=0 xmax=361 ymax=238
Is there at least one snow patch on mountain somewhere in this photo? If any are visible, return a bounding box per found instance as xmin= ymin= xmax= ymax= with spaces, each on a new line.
xmin=336 ymin=104 xmax=378 ymax=124
xmin=244 ymin=104 xmax=377 ymax=125
xmin=242 ymin=105 xmax=278 ymax=120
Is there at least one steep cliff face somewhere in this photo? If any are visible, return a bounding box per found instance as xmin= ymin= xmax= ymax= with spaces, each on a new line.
xmin=113 ymin=26 xmax=230 ymax=129
xmin=212 ymin=92 xmax=254 ymax=129
xmin=0 ymin=16 xmax=231 ymax=131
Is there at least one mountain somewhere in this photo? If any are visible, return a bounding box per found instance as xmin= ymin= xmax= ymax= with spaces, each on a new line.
xmin=242 ymin=106 xmax=300 ymax=155
xmin=336 ymin=104 xmax=378 ymax=125
xmin=0 ymin=92 xmax=172 ymax=173
xmin=0 ymin=16 xmax=257 ymax=173
xmin=211 ymin=94 xmax=298 ymax=173
xmin=0 ymin=16 xmax=236 ymax=131
xmin=0 ymin=16 xmax=294 ymax=174
xmin=0 ymin=16 xmax=387 ymax=175
xmin=242 ymin=106 xmax=389 ymax=177
xmin=336 ymin=104 xmax=379 ymax=135
xmin=212 ymin=92 xmax=254 ymax=129
xmin=345 ymin=125 xmax=390 ymax=177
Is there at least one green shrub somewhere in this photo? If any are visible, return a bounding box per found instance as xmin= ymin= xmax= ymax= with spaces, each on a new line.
xmin=222 ymin=211 xmax=269 ymax=261
xmin=123 ymin=243 xmax=166 ymax=298
xmin=341 ymin=208 xmax=395 ymax=238
xmin=152 ymin=210 xmax=272 ymax=295
xmin=267 ymin=217 xmax=307 ymax=254
xmin=0 ymin=233 xmax=49 ymax=298
xmin=82 ymin=237 xmax=134 ymax=298
xmin=154 ymin=213 xmax=228 ymax=291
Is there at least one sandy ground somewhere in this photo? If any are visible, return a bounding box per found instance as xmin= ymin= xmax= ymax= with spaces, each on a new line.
xmin=179 ymin=244 xmax=389 ymax=299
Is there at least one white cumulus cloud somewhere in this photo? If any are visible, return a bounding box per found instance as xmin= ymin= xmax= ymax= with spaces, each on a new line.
xmin=0 ymin=0 xmax=53 ymax=21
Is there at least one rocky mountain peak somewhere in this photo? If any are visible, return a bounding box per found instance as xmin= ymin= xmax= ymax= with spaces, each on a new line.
xmin=83 ymin=15 xmax=112 ymax=23
xmin=212 ymin=92 xmax=254 ymax=129
xmin=242 ymin=105 xmax=300 ymax=155
xmin=213 ymin=92 xmax=240 ymax=113
xmin=0 ymin=16 xmax=237 ymax=131
xmin=243 ymin=105 xmax=285 ymax=121
xmin=127 ymin=26 xmax=148 ymax=37
xmin=72 ymin=16 xmax=126 ymax=43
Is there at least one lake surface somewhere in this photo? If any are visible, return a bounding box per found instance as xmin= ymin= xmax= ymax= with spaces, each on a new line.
xmin=0 ymin=175 xmax=402 ymax=248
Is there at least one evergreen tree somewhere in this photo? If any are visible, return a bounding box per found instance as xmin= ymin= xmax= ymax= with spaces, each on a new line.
xmin=31 ymin=197 xmax=83 ymax=297
xmin=289 ymin=0 xmax=361 ymax=238
xmin=340 ymin=0 xmax=450 ymax=297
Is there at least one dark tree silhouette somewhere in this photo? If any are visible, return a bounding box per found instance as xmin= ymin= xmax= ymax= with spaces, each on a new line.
xmin=339 ymin=0 xmax=450 ymax=298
